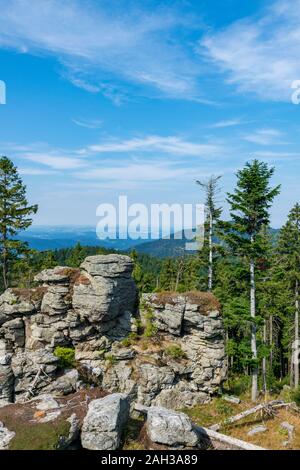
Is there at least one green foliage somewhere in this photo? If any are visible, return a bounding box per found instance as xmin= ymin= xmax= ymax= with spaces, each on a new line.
xmin=215 ymin=398 xmax=234 ymax=418
xmin=165 ymin=344 xmax=186 ymax=360
xmin=143 ymin=308 xmax=158 ymax=338
xmin=9 ymin=420 xmax=70 ymax=450
xmin=105 ymin=353 xmax=117 ymax=366
xmin=65 ymin=242 xmax=86 ymax=268
xmin=223 ymin=374 xmax=251 ymax=396
xmin=291 ymin=386 xmax=300 ymax=406
xmin=144 ymin=321 xmax=158 ymax=338
xmin=54 ymin=347 xmax=75 ymax=369
xmin=0 ymin=156 xmax=38 ymax=291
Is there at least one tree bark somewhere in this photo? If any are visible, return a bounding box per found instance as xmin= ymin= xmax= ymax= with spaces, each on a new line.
xmin=269 ymin=314 xmax=273 ymax=370
xmin=262 ymin=320 xmax=267 ymax=394
xmin=2 ymin=231 xmax=8 ymax=290
xmin=250 ymin=255 xmax=258 ymax=401
xmin=294 ymin=279 xmax=299 ymax=388
xmin=175 ymin=258 xmax=184 ymax=292
xmin=208 ymin=211 xmax=213 ymax=291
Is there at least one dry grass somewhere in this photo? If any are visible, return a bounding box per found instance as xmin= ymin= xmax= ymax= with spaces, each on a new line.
xmin=152 ymin=291 xmax=220 ymax=313
xmin=184 ymin=397 xmax=300 ymax=450
xmin=11 ymin=286 xmax=48 ymax=302
xmin=185 ymin=291 xmax=220 ymax=313
xmin=225 ymin=407 xmax=300 ymax=450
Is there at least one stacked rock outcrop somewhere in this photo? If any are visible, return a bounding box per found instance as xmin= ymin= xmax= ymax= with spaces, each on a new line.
xmin=0 ymin=254 xmax=226 ymax=408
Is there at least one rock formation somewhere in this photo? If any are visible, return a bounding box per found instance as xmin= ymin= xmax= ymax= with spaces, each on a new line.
xmin=0 ymin=254 xmax=226 ymax=409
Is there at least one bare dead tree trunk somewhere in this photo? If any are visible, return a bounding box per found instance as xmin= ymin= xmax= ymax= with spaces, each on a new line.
xmin=2 ymin=234 xmax=8 ymax=290
xmin=250 ymin=251 xmax=258 ymax=401
xmin=208 ymin=211 xmax=213 ymax=291
xmin=262 ymin=320 xmax=267 ymax=394
xmin=175 ymin=258 xmax=185 ymax=292
xmin=269 ymin=314 xmax=273 ymax=370
xmin=196 ymin=175 xmax=221 ymax=294
xmin=294 ymin=279 xmax=299 ymax=388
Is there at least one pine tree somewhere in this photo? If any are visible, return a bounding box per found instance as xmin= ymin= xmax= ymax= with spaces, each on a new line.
xmin=277 ymin=203 xmax=300 ymax=388
xmin=0 ymin=157 xmax=38 ymax=290
xmin=40 ymin=250 xmax=57 ymax=270
xmin=221 ymin=160 xmax=280 ymax=400
xmin=196 ymin=176 xmax=222 ymax=291
xmin=65 ymin=242 xmax=86 ymax=267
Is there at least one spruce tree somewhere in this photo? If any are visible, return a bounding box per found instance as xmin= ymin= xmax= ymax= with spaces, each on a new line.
xmin=0 ymin=156 xmax=38 ymax=290
xmin=65 ymin=242 xmax=86 ymax=267
xmin=221 ymin=160 xmax=280 ymax=400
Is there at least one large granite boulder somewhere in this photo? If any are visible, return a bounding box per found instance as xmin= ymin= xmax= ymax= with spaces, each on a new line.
xmin=146 ymin=406 xmax=198 ymax=448
xmin=0 ymin=422 xmax=15 ymax=449
xmin=81 ymin=393 xmax=129 ymax=450
xmin=73 ymin=255 xmax=137 ymax=328
xmin=0 ymin=353 xmax=14 ymax=407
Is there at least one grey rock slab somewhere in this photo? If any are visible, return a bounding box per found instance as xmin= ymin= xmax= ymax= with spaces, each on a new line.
xmin=0 ymin=422 xmax=15 ymax=449
xmin=81 ymin=393 xmax=129 ymax=450
xmin=81 ymin=255 xmax=134 ymax=278
xmin=34 ymin=394 xmax=60 ymax=411
xmin=247 ymin=425 xmax=267 ymax=436
xmin=147 ymin=406 xmax=198 ymax=447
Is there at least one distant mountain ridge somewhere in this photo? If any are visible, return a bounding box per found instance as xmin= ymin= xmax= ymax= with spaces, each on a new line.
xmin=18 ymin=225 xmax=280 ymax=258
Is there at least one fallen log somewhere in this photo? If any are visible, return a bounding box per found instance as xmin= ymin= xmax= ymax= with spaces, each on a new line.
xmin=194 ymin=425 xmax=266 ymax=450
xmin=24 ymin=366 xmax=44 ymax=400
xmin=210 ymin=400 xmax=284 ymax=431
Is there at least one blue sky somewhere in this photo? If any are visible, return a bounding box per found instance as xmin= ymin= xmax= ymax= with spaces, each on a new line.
xmin=0 ymin=0 xmax=300 ymax=227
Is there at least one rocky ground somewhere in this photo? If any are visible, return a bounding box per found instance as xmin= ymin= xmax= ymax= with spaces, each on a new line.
xmin=0 ymin=389 xmax=266 ymax=450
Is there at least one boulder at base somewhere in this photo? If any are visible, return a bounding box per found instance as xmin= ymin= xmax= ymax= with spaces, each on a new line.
xmin=146 ymin=406 xmax=198 ymax=448
xmin=81 ymin=393 xmax=129 ymax=450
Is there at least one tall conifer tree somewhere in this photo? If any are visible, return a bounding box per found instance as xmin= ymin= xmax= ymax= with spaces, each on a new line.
xmin=221 ymin=160 xmax=280 ymax=400
xmin=0 ymin=157 xmax=38 ymax=290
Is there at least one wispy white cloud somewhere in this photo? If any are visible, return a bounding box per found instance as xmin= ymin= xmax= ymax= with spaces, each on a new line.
xmin=253 ymin=150 xmax=299 ymax=160
xmin=86 ymin=135 xmax=221 ymax=157
xmin=210 ymin=119 xmax=243 ymax=129
xmin=18 ymin=167 xmax=56 ymax=176
xmin=72 ymin=118 xmax=103 ymax=129
xmin=243 ymin=128 xmax=285 ymax=145
xmin=74 ymin=162 xmax=190 ymax=182
xmin=0 ymin=0 xmax=203 ymax=101
xmin=6 ymin=134 xmax=226 ymax=183
xmin=23 ymin=152 xmax=86 ymax=170
xmin=201 ymin=0 xmax=300 ymax=101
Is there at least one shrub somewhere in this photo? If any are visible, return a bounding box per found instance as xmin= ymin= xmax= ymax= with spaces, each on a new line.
xmin=105 ymin=353 xmax=117 ymax=366
xmin=129 ymin=331 xmax=138 ymax=341
xmin=143 ymin=309 xmax=158 ymax=338
xmin=144 ymin=322 xmax=158 ymax=338
xmin=121 ymin=331 xmax=138 ymax=348
xmin=121 ymin=338 xmax=132 ymax=347
xmin=215 ymin=399 xmax=234 ymax=418
xmin=54 ymin=347 xmax=75 ymax=369
xmin=292 ymin=386 xmax=300 ymax=406
xmin=223 ymin=374 xmax=251 ymax=396
xmin=132 ymin=318 xmax=143 ymax=335
xmin=165 ymin=344 xmax=186 ymax=360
